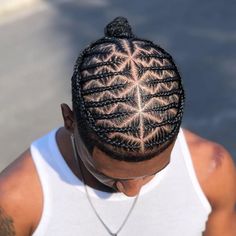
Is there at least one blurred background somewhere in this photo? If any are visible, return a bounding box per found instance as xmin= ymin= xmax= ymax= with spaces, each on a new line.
xmin=0 ymin=0 xmax=235 ymax=171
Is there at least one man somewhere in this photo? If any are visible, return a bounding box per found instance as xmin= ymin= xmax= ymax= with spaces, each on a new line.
xmin=0 ymin=17 xmax=235 ymax=236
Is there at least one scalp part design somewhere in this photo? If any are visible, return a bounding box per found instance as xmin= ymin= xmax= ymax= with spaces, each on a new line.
xmin=72 ymin=17 xmax=185 ymax=162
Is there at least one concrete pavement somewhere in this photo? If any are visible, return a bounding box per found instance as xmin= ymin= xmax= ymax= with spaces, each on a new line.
xmin=0 ymin=0 xmax=41 ymax=17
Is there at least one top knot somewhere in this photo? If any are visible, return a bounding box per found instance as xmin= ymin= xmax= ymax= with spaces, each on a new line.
xmin=104 ymin=17 xmax=135 ymax=38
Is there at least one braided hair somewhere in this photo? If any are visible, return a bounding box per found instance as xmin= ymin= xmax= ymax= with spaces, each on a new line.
xmin=72 ymin=17 xmax=185 ymax=162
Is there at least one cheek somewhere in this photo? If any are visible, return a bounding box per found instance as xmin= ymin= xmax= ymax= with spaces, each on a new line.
xmin=143 ymin=175 xmax=155 ymax=182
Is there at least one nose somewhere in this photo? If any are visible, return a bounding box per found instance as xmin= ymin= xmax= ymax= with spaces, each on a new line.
xmin=115 ymin=179 xmax=145 ymax=197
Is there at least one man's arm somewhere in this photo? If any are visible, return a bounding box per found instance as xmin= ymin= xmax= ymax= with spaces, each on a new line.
xmin=203 ymin=146 xmax=236 ymax=236
xmin=0 ymin=150 xmax=42 ymax=236
xmin=0 ymin=207 xmax=16 ymax=236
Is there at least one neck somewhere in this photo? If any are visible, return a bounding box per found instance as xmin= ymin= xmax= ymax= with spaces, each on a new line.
xmin=56 ymin=127 xmax=116 ymax=193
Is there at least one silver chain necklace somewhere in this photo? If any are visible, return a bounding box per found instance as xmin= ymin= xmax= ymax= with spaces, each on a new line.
xmin=71 ymin=134 xmax=139 ymax=236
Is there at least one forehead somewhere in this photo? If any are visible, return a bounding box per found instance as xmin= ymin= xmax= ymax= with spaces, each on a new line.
xmin=91 ymin=141 xmax=175 ymax=179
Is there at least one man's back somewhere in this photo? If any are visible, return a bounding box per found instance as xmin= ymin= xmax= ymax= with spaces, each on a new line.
xmin=0 ymin=128 xmax=235 ymax=235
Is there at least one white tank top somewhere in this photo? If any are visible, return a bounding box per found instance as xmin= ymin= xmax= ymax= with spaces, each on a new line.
xmin=30 ymin=127 xmax=212 ymax=236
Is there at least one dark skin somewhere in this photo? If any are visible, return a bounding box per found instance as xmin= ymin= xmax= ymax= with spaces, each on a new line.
xmin=0 ymin=103 xmax=235 ymax=235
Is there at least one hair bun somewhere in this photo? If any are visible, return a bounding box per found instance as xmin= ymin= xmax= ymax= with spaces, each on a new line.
xmin=104 ymin=17 xmax=134 ymax=38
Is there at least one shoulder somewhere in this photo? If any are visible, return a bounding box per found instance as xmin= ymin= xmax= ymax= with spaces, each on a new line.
xmin=183 ymin=128 xmax=236 ymax=209
xmin=0 ymin=149 xmax=43 ymax=236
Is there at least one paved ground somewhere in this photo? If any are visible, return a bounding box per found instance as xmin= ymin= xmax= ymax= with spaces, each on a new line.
xmin=0 ymin=0 xmax=236 ymax=171
xmin=0 ymin=0 xmax=41 ymax=17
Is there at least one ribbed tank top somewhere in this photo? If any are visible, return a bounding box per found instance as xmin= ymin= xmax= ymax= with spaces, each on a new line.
xmin=30 ymin=127 xmax=212 ymax=236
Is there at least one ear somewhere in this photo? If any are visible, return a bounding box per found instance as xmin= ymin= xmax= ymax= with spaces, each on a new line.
xmin=60 ymin=103 xmax=75 ymax=133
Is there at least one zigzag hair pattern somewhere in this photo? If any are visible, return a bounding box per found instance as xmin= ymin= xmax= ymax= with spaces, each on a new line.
xmin=71 ymin=29 xmax=185 ymax=162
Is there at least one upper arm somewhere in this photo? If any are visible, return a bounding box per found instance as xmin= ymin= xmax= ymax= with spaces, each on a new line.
xmin=203 ymin=145 xmax=236 ymax=236
xmin=0 ymin=206 xmax=16 ymax=235
xmin=0 ymin=150 xmax=42 ymax=236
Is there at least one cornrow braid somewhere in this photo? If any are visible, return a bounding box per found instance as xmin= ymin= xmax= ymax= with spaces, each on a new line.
xmin=71 ymin=16 xmax=185 ymax=162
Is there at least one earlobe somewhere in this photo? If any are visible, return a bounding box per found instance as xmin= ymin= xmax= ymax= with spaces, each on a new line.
xmin=60 ymin=103 xmax=75 ymax=133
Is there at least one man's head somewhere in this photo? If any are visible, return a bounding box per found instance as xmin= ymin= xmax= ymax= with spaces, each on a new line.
xmin=71 ymin=17 xmax=184 ymax=160
xmin=61 ymin=17 xmax=185 ymax=196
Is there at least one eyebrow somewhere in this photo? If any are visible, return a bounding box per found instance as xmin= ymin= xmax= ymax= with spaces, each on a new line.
xmin=101 ymin=162 xmax=170 ymax=181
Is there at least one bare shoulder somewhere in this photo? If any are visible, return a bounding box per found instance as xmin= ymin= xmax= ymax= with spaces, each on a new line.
xmin=0 ymin=149 xmax=42 ymax=236
xmin=183 ymin=128 xmax=236 ymax=208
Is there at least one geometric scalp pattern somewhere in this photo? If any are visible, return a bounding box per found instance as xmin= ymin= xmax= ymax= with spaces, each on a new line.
xmin=72 ymin=37 xmax=185 ymax=161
